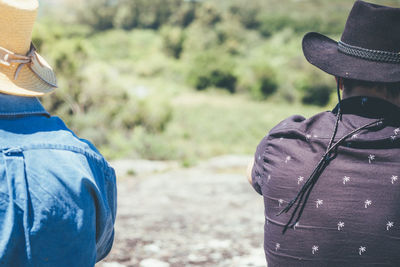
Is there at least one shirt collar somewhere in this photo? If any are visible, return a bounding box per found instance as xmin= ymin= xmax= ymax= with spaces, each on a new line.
xmin=333 ymin=96 xmax=400 ymax=122
xmin=0 ymin=93 xmax=50 ymax=118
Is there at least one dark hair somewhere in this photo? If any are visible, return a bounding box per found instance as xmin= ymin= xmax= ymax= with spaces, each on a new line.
xmin=342 ymin=78 xmax=400 ymax=98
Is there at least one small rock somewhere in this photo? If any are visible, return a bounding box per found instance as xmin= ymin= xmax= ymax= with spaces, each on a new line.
xmin=143 ymin=244 xmax=161 ymax=253
xmin=187 ymin=254 xmax=208 ymax=263
xmin=210 ymin=252 xmax=223 ymax=261
xmin=208 ymin=239 xmax=231 ymax=249
xmin=192 ymin=244 xmax=207 ymax=251
xmin=139 ymin=259 xmax=170 ymax=267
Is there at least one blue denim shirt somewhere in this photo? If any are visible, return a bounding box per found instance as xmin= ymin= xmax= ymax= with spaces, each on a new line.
xmin=0 ymin=94 xmax=117 ymax=266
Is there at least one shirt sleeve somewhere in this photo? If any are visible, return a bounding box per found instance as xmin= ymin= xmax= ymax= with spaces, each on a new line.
xmin=251 ymin=135 xmax=270 ymax=195
xmin=94 ymin=162 xmax=117 ymax=262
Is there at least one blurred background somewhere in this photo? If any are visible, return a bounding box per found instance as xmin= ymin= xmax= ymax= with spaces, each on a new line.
xmin=36 ymin=1 xmax=399 ymax=266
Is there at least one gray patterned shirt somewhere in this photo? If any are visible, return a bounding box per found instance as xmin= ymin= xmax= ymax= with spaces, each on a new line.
xmin=252 ymin=96 xmax=400 ymax=266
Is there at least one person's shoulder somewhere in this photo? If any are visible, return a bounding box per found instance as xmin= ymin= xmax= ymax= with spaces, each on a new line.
xmin=254 ymin=110 xmax=335 ymax=153
xmin=268 ymin=110 xmax=336 ymax=140
xmin=44 ymin=116 xmax=101 ymax=152
xmin=21 ymin=115 xmax=113 ymax=171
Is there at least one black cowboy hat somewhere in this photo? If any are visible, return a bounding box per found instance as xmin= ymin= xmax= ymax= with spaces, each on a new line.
xmin=303 ymin=0 xmax=400 ymax=83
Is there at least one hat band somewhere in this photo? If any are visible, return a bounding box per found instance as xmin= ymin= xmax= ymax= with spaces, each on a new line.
xmin=338 ymin=41 xmax=400 ymax=64
xmin=0 ymin=43 xmax=57 ymax=88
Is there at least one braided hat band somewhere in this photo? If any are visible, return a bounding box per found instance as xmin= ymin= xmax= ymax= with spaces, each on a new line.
xmin=338 ymin=41 xmax=400 ymax=64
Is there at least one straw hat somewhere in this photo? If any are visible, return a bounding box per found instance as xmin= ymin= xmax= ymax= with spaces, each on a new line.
xmin=0 ymin=0 xmax=57 ymax=97
xmin=302 ymin=0 xmax=400 ymax=83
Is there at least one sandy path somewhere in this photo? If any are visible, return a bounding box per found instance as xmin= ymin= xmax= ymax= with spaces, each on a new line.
xmin=96 ymin=155 xmax=266 ymax=267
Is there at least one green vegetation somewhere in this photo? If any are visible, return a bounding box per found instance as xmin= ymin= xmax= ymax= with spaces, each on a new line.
xmin=36 ymin=0 xmax=399 ymax=163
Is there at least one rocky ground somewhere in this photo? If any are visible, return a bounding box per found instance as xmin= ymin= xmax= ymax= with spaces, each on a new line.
xmin=96 ymin=155 xmax=266 ymax=267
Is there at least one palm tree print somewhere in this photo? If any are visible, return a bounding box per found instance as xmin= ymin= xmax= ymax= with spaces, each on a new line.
xmin=368 ymin=154 xmax=375 ymax=164
xmin=391 ymin=175 xmax=398 ymax=184
xmin=364 ymin=200 xmax=372 ymax=208
xmin=343 ymin=176 xmax=350 ymax=185
xmin=275 ymin=243 xmax=280 ymax=251
xmin=298 ymin=176 xmax=304 ymax=185
xmin=312 ymin=245 xmax=319 ymax=255
xmin=361 ymin=97 xmax=368 ymax=105
xmin=387 ymin=221 xmax=394 ymax=231
xmin=278 ymin=199 xmax=284 ymax=207
xmin=285 ymin=156 xmax=291 ymax=163
xmin=316 ymin=199 xmax=323 ymax=208
xmin=359 ymin=246 xmax=366 ymax=255
xmin=337 ymin=221 xmax=344 ymax=231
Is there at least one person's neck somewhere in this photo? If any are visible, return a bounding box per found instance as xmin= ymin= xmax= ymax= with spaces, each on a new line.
xmin=343 ymin=87 xmax=400 ymax=107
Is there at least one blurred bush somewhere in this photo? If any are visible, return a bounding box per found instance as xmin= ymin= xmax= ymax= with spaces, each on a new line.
xmin=250 ymin=64 xmax=279 ymax=100
xmin=170 ymin=3 xmax=197 ymax=28
xmin=182 ymin=21 xmax=219 ymax=52
xmin=73 ymin=0 xmax=117 ymax=31
xmin=238 ymin=64 xmax=279 ymax=100
xmin=73 ymin=0 xmax=185 ymax=31
xmin=161 ymin=26 xmax=186 ymax=59
xmin=296 ymin=72 xmax=335 ymax=106
xmin=187 ymin=51 xmax=237 ymax=93
xmin=195 ymin=3 xmax=221 ymax=26
xmin=301 ymin=84 xmax=333 ymax=106
xmin=257 ymin=15 xmax=295 ymax=38
xmin=228 ymin=1 xmax=261 ymax=29
xmin=215 ymin=19 xmax=246 ymax=55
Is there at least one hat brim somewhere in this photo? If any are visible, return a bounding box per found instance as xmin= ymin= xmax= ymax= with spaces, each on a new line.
xmin=302 ymin=32 xmax=400 ymax=83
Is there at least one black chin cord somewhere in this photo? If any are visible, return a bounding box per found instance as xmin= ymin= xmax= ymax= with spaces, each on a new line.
xmin=277 ymin=80 xmax=384 ymax=234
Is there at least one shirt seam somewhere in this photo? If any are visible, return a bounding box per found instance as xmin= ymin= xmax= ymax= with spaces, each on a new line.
xmin=0 ymin=111 xmax=50 ymax=118
xmin=0 ymin=144 xmax=113 ymax=175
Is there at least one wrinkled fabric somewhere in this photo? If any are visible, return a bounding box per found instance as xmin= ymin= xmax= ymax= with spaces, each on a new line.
xmin=252 ymin=96 xmax=400 ymax=266
xmin=0 ymin=94 xmax=117 ymax=266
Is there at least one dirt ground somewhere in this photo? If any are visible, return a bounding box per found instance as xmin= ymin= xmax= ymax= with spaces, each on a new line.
xmin=96 ymin=155 xmax=266 ymax=267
